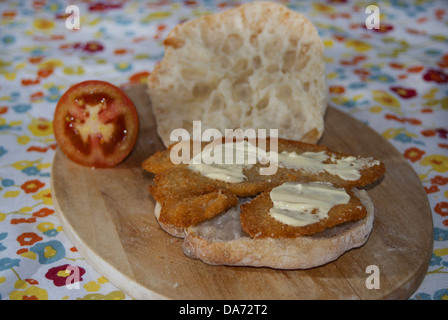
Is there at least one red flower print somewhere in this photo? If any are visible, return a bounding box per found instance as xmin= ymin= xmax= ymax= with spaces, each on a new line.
xmin=436 ymin=128 xmax=448 ymax=139
xmin=32 ymin=208 xmax=54 ymax=218
xmin=421 ymin=129 xmax=436 ymax=137
xmin=431 ymin=175 xmax=448 ymax=185
xmin=385 ymin=114 xmax=421 ymax=125
xmin=45 ymin=264 xmax=86 ymax=287
xmin=11 ymin=217 xmax=37 ymax=224
xmin=372 ymin=23 xmax=394 ymax=33
xmin=329 ymin=85 xmax=345 ymax=94
xmin=390 ymin=86 xmax=417 ymax=99
xmin=82 ymin=41 xmax=104 ymax=53
xmin=25 ymin=279 xmax=39 ymax=285
xmin=37 ymin=68 xmax=53 ymax=78
xmin=17 ymin=232 xmax=43 ymax=246
xmin=20 ymin=179 xmax=45 ymax=194
xmin=403 ymin=147 xmax=426 ymax=162
xmin=407 ymin=65 xmax=425 ymax=73
xmin=21 ymin=78 xmax=40 ymax=86
xmin=89 ymin=2 xmax=123 ymax=12
xmin=129 ymin=71 xmax=150 ymax=84
xmin=389 ymin=62 xmax=405 ymax=70
xmin=425 ymin=185 xmax=439 ymax=194
xmin=434 ymin=202 xmax=448 ymax=217
xmin=423 ymin=69 xmax=448 ymax=83
xmin=437 ymin=53 xmax=448 ymax=68
xmin=27 ymin=146 xmax=49 ymax=153
xmin=0 ymin=106 xmax=7 ymax=114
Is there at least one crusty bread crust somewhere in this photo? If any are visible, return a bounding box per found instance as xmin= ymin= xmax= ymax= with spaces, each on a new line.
xmin=148 ymin=1 xmax=328 ymax=147
xmin=182 ymin=189 xmax=374 ymax=269
xmin=154 ymin=202 xmax=186 ymax=238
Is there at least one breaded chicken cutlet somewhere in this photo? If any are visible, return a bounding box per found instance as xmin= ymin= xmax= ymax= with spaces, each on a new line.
xmin=240 ymin=186 xmax=367 ymax=238
xmin=143 ymin=138 xmax=385 ymax=236
xmin=149 ymin=167 xmax=239 ymax=230
xmin=143 ymin=138 xmax=385 ymax=190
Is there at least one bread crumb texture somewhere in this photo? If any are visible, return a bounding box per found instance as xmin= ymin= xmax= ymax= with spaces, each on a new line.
xmin=148 ymin=1 xmax=328 ymax=147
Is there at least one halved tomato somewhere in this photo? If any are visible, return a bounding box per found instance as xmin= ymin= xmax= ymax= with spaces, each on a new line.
xmin=53 ymin=80 xmax=139 ymax=168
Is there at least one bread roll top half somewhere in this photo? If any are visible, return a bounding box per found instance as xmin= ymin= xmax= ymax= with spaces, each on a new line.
xmin=148 ymin=1 xmax=328 ymax=147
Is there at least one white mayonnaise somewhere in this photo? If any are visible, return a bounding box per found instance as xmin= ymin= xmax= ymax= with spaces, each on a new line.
xmin=188 ymin=141 xmax=379 ymax=183
xmin=268 ymin=182 xmax=351 ymax=227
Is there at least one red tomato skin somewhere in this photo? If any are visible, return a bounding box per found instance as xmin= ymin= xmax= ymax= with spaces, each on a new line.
xmin=53 ymin=80 xmax=139 ymax=168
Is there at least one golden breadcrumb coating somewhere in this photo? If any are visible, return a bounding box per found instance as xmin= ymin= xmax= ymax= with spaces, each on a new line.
xmin=240 ymin=187 xmax=367 ymax=238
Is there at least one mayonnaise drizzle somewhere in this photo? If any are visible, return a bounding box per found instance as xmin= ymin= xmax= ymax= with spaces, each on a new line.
xmin=276 ymin=151 xmax=379 ymax=181
xmin=268 ymin=182 xmax=350 ymax=227
xmin=188 ymin=141 xmax=262 ymax=183
xmin=187 ymin=141 xmax=379 ymax=183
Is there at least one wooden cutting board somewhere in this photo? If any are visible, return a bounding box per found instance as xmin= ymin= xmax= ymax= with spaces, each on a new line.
xmin=51 ymin=84 xmax=433 ymax=300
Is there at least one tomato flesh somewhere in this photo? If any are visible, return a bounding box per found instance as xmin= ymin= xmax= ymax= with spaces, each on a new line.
xmin=53 ymin=80 xmax=139 ymax=168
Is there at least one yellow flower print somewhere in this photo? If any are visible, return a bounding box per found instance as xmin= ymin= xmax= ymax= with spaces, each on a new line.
xmin=141 ymin=11 xmax=171 ymax=23
xmin=312 ymin=3 xmax=335 ymax=13
xmin=32 ymin=188 xmax=52 ymax=205
xmin=3 ymin=190 xmax=20 ymax=198
xmin=441 ymin=97 xmax=448 ymax=111
xmin=382 ymin=128 xmax=417 ymax=140
xmin=36 ymin=163 xmax=51 ymax=170
xmin=11 ymin=160 xmax=33 ymax=170
xmin=434 ymin=247 xmax=448 ymax=257
xmin=33 ymin=18 xmax=55 ymax=31
xmin=17 ymin=135 xmax=30 ymax=145
xmin=423 ymin=87 xmax=439 ymax=100
xmin=97 ymin=276 xmax=108 ymax=284
xmin=63 ymin=66 xmax=84 ymax=75
xmin=3 ymin=71 xmax=16 ymax=81
xmin=370 ymin=105 xmax=382 ymax=113
xmin=28 ymin=118 xmax=53 ymax=137
xmin=15 ymin=279 xmax=28 ymax=289
xmin=420 ymin=155 xmax=448 ymax=173
xmin=10 ymin=286 xmax=48 ymax=300
xmin=38 ymin=58 xmax=63 ymax=70
xmin=105 ymin=291 xmax=126 ymax=300
xmin=37 ymin=222 xmax=54 ymax=233
xmin=322 ymin=39 xmax=334 ymax=48
xmin=10 ymin=279 xmax=48 ymax=300
xmin=43 ymin=82 xmax=65 ymax=91
xmin=77 ymin=291 xmax=126 ymax=300
xmin=372 ymin=90 xmax=401 ymax=108
xmin=345 ymin=39 xmax=372 ymax=52
xmin=84 ymin=281 xmax=101 ymax=292
xmin=19 ymin=251 xmax=37 ymax=260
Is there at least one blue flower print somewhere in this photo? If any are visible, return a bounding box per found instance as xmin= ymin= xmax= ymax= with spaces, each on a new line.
xmin=30 ymin=240 xmax=66 ymax=264
xmin=0 ymin=257 xmax=20 ymax=271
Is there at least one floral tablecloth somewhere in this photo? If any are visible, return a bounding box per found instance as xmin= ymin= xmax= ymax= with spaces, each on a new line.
xmin=0 ymin=0 xmax=447 ymax=300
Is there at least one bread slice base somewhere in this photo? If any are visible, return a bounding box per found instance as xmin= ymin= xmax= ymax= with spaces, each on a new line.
xmin=154 ymin=202 xmax=186 ymax=238
xmin=182 ymin=189 xmax=374 ymax=269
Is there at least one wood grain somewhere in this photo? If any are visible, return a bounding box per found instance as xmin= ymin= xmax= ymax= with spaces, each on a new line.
xmin=51 ymin=84 xmax=433 ymax=300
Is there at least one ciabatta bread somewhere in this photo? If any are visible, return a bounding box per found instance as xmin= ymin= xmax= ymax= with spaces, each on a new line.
xmin=148 ymin=1 xmax=328 ymax=147
xmin=182 ymin=189 xmax=374 ymax=269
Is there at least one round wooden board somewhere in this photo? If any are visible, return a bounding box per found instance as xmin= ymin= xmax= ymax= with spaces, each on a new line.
xmin=51 ymin=84 xmax=433 ymax=300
